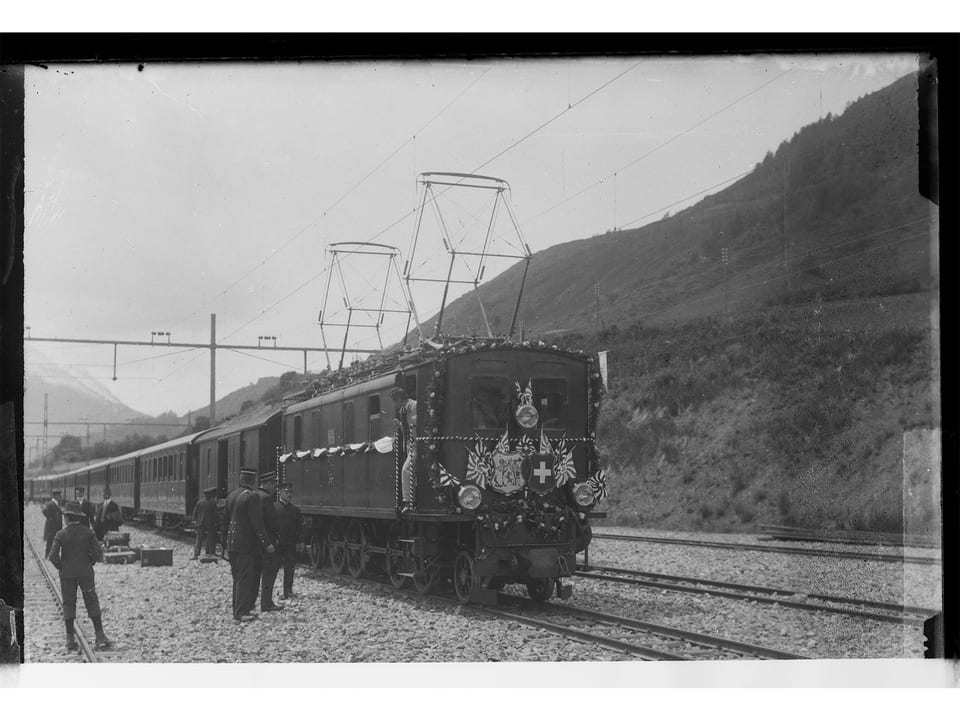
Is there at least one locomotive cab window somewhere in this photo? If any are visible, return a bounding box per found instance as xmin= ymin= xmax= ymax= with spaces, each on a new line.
xmin=533 ymin=378 xmax=568 ymax=429
xmin=293 ymin=415 xmax=303 ymax=450
xmin=471 ymin=376 xmax=510 ymax=430
xmin=368 ymin=394 xmax=382 ymax=439
xmin=343 ymin=402 xmax=355 ymax=444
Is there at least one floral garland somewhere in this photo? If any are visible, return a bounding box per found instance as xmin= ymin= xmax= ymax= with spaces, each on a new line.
xmin=423 ymin=363 xmax=451 ymax=506
xmin=585 ymin=356 xmax=605 ymax=478
xmin=475 ymin=491 xmax=574 ymax=541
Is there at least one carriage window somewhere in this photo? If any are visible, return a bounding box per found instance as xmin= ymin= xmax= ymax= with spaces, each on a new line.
xmin=471 ymin=376 xmax=510 ymax=430
xmin=312 ymin=411 xmax=322 ymax=447
xmin=293 ymin=415 xmax=303 ymax=450
xmin=533 ymin=379 xmax=568 ymax=429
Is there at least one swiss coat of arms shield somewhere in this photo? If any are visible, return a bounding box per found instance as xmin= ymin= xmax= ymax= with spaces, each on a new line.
xmin=490 ymin=451 xmax=525 ymax=494
xmin=523 ymin=454 xmax=556 ymax=495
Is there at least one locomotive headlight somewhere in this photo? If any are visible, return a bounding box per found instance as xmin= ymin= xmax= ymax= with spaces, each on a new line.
xmin=572 ymin=482 xmax=595 ymax=507
xmin=457 ymin=484 xmax=482 ymax=511
xmin=515 ymin=404 xmax=539 ymax=429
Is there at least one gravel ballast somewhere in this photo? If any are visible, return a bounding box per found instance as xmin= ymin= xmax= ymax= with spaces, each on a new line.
xmin=22 ymin=509 xmax=941 ymax=663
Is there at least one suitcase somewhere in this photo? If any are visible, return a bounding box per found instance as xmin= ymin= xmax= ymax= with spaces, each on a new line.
xmin=103 ymin=551 xmax=138 ymax=565
xmin=104 ymin=531 xmax=130 ymax=548
xmin=140 ymin=547 xmax=174 ymax=567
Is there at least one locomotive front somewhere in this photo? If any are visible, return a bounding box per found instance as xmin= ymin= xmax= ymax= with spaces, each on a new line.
xmin=426 ymin=340 xmax=606 ymax=603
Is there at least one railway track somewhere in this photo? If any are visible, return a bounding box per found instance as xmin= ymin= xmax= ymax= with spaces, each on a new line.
xmin=758 ymin=524 xmax=938 ymax=549
xmin=23 ymin=531 xmax=99 ymax=663
xmin=576 ymin=564 xmax=938 ymax=624
xmin=591 ymin=532 xmax=941 ymax=566
xmin=476 ymin=598 xmax=809 ymax=660
xmin=306 ymin=568 xmax=808 ymax=661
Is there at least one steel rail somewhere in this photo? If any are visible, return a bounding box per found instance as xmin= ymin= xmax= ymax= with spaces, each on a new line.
xmin=576 ymin=565 xmax=937 ymax=624
xmin=24 ymin=531 xmax=100 ymax=663
xmin=592 ymin=532 xmax=941 ymax=566
xmin=469 ymin=604 xmax=687 ymax=660
xmin=539 ymin=602 xmax=809 ymax=660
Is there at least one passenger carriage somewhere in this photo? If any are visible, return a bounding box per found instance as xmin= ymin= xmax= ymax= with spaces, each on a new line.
xmin=195 ymin=407 xmax=282 ymax=503
xmin=136 ymin=432 xmax=206 ymax=526
xmin=106 ymin=449 xmax=139 ymax=517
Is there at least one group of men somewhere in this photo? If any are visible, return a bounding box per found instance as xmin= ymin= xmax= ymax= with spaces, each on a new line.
xmin=41 ymin=489 xmax=116 ymax=651
xmin=42 ymin=487 xmax=123 ymax=557
xmin=223 ymin=468 xmax=303 ymax=622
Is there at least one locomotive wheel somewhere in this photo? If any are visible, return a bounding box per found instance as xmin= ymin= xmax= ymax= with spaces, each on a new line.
xmin=327 ymin=520 xmax=347 ymax=574
xmin=412 ymin=555 xmax=440 ymax=595
xmin=308 ymin=534 xmax=325 ymax=570
xmin=385 ymin=522 xmax=407 ymax=589
xmin=346 ymin=520 xmax=367 ymax=579
xmin=453 ymin=550 xmax=478 ymax=605
xmin=525 ymin=578 xmax=554 ymax=604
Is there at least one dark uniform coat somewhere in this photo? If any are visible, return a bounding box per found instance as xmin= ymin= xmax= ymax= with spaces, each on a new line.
xmin=48 ymin=522 xmax=103 ymax=577
xmin=47 ymin=521 xmax=103 ymax=622
xmin=42 ymin=499 xmax=63 ymax=555
xmin=97 ymin=499 xmax=122 ymax=534
xmin=274 ymin=500 xmax=302 ymax=547
xmin=225 ymin=485 xmax=268 ymax=618
xmin=256 ymin=487 xmax=281 ymax=610
xmin=274 ymin=498 xmax=302 ymax=599
xmin=226 ymin=487 xmax=269 ymax=555
xmin=77 ymin=498 xmax=96 ymax=528
xmin=192 ymin=497 xmax=218 ymax=531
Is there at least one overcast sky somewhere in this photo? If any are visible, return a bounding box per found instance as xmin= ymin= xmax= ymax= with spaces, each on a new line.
xmin=23 ymin=53 xmax=920 ymax=417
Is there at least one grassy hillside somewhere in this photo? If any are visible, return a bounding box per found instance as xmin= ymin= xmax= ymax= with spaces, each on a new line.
xmin=555 ymin=291 xmax=938 ymax=533
xmin=430 ymin=72 xmax=930 ymax=338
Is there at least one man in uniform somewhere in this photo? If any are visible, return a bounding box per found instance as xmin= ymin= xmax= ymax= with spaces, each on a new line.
xmin=42 ymin=489 xmax=63 ymax=558
xmin=75 ymin=487 xmax=95 ymax=529
xmin=95 ymin=488 xmax=122 ymax=543
xmin=47 ymin=502 xmax=112 ymax=650
xmin=255 ymin=472 xmax=283 ymax=611
xmin=192 ymin=486 xmax=219 ymax=559
xmin=274 ymin=482 xmax=303 ymax=600
xmin=390 ymin=379 xmax=418 ymax=513
xmin=225 ymin=468 xmax=273 ymax=622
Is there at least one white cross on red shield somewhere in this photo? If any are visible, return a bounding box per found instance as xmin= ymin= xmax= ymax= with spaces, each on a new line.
xmin=523 ymin=454 xmax=555 ymax=495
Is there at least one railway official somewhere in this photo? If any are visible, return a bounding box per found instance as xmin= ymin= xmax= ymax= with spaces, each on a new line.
xmin=75 ymin=487 xmax=96 ymax=529
xmin=274 ymin=482 xmax=303 ymax=599
xmin=46 ymin=502 xmax=113 ymax=651
xmin=256 ymin=473 xmax=283 ymax=611
xmin=95 ymin=489 xmax=122 ymax=543
xmin=192 ymin=486 xmax=219 ymax=558
xmin=225 ymin=468 xmax=273 ymax=622
xmin=390 ymin=380 xmax=418 ymax=513
xmin=42 ymin=489 xmax=64 ymax=558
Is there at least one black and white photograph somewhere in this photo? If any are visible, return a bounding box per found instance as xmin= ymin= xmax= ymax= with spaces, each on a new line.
xmin=0 ymin=33 xmax=954 ymax=689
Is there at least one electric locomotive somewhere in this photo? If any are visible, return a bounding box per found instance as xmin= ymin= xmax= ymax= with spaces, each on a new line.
xmin=280 ymin=335 xmax=606 ymax=604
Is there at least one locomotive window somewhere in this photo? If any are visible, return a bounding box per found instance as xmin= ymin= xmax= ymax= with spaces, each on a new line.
xmin=533 ymin=378 xmax=568 ymax=429
xmin=368 ymin=395 xmax=381 ymax=439
xmin=293 ymin=415 xmax=303 ymax=450
xmin=471 ymin=376 xmax=510 ymax=430
xmin=343 ymin=402 xmax=355 ymax=444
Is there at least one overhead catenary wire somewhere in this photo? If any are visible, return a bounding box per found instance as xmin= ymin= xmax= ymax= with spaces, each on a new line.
xmin=163 ymin=68 xmax=492 ymax=336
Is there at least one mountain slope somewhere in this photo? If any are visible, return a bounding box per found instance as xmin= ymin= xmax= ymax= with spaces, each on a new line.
xmin=428 ymin=72 xmax=930 ymax=338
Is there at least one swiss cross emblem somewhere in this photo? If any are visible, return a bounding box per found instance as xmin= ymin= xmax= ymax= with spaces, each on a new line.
xmin=523 ymin=454 xmax=555 ymax=495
